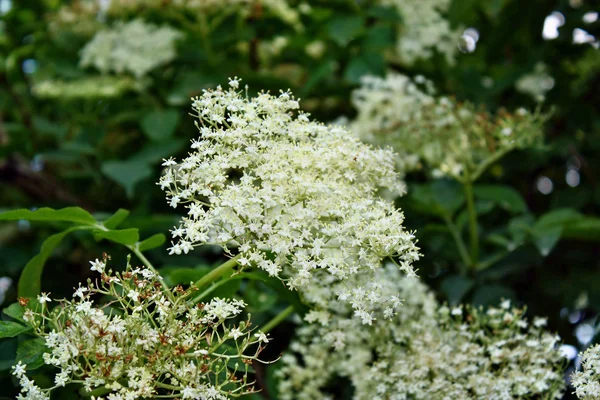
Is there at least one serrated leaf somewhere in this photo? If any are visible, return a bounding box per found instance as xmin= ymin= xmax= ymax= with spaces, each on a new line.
xmin=16 ymin=338 xmax=47 ymax=370
xmin=18 ymin=227 xmax=84 ymax=298
xmin=0 ymin=321 xmax=31 ymax=338
xmin=473 ymin=185 xmax=528 ymax=214
xmin=3 ymin=303 xmax=25 ymax=322
xmin=140 ymin=109 xmax=180 ymax=141
xmin=102 ymin=160 xmax=153 ymax=198
xmin=93 ymin=228 xmax=139 ymax=245
xmin=0 ymin=207 xmax=95 ymax=225
xmin=103 ymin=209 xmax=130 ymax=230
xmin=138 ymin=233 xmax=166 ymax=252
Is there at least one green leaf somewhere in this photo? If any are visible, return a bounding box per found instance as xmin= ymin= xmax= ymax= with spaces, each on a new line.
xmin=93 ymin=228 xmax=139 ymax=246
xmin=344 ymin=52 xmax=385 ymax=83
xmin=409 ymin=180 xmax=465 ymax=218
xmin=0 ymin=321 xmax=31 ymax=338
xmin=471 ymin=284 xmax=516 ymax=307
xmin=102 ymin=160 xmax=153 ymax=198
xmin=16 ymin=338 xmax=47 ymax=370
xmin=3 ymin=303 xmax=25 ymax=322
xmin=103 ymin=209 xmax=130 ymax=230
xmin=0 ymin=207 xmax=95 ymax=225
xmin=440 ymin=275 xmax=474 ymax=305
xmin=473 ymin=185 xmax=528 ymax=214
xmin=536 ymin=208 xmax=583 ymax=227
xmin=140 ymin=109 xmax=180 ymax=141
xmin=531 ymin=226 xmax=562 ymax=257
xmin=562 ymin=218 xmax=600 ymax=241
xmin=163 ymin=267 xmax=212 ymax=286
xmin=327 ymin=15 xmax=365 ymax=46
xmin=138 ymin=233 xmax=166 ymax=252
xmin=131 ymin=139 xmax=186 ymax=165
xmin=18 ymin=227 xmax=83 ymax=298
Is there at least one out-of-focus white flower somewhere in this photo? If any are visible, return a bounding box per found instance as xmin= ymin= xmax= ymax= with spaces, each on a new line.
xmin=79 ymin=19 xmax=182 ymax=78
xmin=351 ymin=72 xmax=546 ymax=181
xmin=379 ymin=0 xmax=462 ymax=65
xmin=516 ymin=63 xmax=555 ymax=102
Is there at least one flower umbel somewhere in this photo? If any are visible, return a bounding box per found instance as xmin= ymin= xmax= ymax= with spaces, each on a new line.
xmin=159 ymin=78 xmax=420 ymax=321
xmin=13 ymin=256 xmax=269 ymax=400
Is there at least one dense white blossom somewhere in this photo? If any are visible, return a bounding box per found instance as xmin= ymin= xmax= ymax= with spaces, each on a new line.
xmin=159 ymin=79 xmax=420 ymax=322
xmin=379 ymin=0 xmax=461 ymax=65
xmin=351 ymin=72 xmax=546 ymax=180
xmin=278 ymin=266 xmax=566 ymax=400
xmin=13 ymin=256 xmax=268 ymax=400
xmin=79 ymin=19 xmax=182 ymax=78
xmin=573 ymin=344 xmax=600 ymax=399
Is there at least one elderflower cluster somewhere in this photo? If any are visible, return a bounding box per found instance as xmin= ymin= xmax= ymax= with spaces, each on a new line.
xmin=13 ymin=255 xmax=269 ymax=400
xmin=159 ymin=78 xmax=420 ymax=322
xmin=351 ymin=72 xmax=547 ymax=180
xmin=79 ymin=19 xmax=182 ymax=78
xmin=572 ymin=344 xmax=600 ymax=399
xmin=379 ymin=0 xmax=461 ymax=65
xmin=278 ymin=267 xmax=566 ymax=400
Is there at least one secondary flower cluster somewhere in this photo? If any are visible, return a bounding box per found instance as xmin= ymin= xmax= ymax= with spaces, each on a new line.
xmin=379 ymin=0 xmax=461 ymax=65
xmin=79 ymin=19 xmax=182 ymax=78
xmin=278 ymin=265 xmax=566 ymax=399
xmin=13 ymin=255 xmax=268 ymax=400
xmin=159 ymin=78 xmax=420 ymax=322
xmin=572 ymin=344 xmax=600 ymax=399
xmin=351 ymin=72 xmax=547 ymax=181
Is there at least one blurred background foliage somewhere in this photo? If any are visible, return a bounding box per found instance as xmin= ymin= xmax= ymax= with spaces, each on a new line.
xmin=0 ymin=0 xmax=599 ymax=398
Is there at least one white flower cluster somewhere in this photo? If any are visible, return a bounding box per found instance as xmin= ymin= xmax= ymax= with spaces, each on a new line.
xmin=351 ymin=72 xmax=546 ymax=180
xmin=278 ymin=267 xmax=566 ymax=399
xmin=572 ymin=344 xmax=600 ymax=399
xmin=79 ymin=19 xmax=182 ymax=78
xmin=159 ymin=78 xmax=420 ymax=322
xmin=13 ymin=256 xmax=269 ymax=400
xmin=379 ymin=0 xmax=461 ymax=65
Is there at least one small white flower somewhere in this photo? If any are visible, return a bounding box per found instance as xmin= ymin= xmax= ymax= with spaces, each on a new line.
xmin=37 ymin=292 xmax=51 ymax=304
xmin=255 ymin=332 xmax=269 ymax=343
xmin=127 ymin=290 xmax=140 ymax=302
xmin=89 ymin=259 xmax=105 ymax=273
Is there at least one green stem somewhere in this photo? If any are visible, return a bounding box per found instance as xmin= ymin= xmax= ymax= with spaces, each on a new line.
xmin=464 ymin=180 xmax=479 ymax=269
xmin=127 ymin=244 xmax=175 ymax=302
xmin=261 ymin=305 xmax=294 ymax=333
xmin=442 ymin=216 xmax=472 ymax=275
xmin=191 ymin=255 xmax=240 ymax=292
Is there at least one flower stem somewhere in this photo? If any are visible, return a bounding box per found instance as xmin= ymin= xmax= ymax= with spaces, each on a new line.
xmin=261 ymin=305 xmax=294 ymax=333
xmin=464 ymin=180 xmax=479 ymax=269
xmin=127 ymin=245 xmax=173 ymax=298
xmin=192 ymin=255 xmax=240 ymax=291
xmin=443 ymin=216 xmax=472 ymax=275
